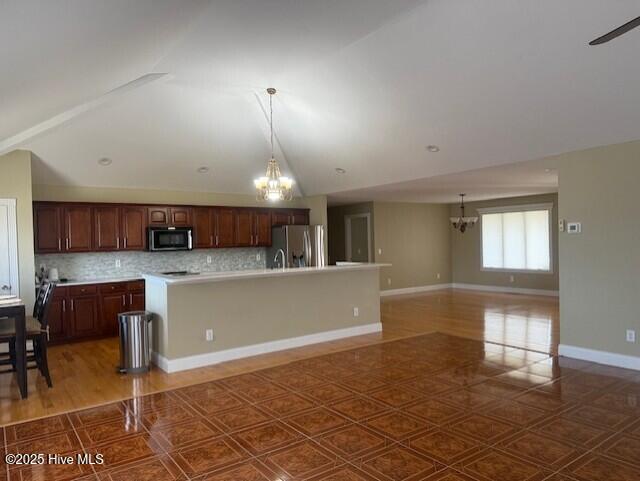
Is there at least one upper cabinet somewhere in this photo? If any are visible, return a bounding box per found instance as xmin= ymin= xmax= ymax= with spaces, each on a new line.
xmin=34 ymin=202 xmax=309 ymax=253
xmin=271 ymin=209 xmax=309 ymax=226
xmin=148 ymin=206 xmax=192 ymax=226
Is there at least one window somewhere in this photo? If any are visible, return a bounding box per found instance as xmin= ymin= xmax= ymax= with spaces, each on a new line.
xmin=479 ymin=204 xmax=552 ymax=272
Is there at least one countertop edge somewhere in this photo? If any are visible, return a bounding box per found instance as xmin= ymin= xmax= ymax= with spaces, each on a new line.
xmin=143 ymin=264 xmax=391 ymax=285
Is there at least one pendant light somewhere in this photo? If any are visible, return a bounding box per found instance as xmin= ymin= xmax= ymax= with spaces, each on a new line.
xmin=450 ymin=194 xmax=478 ymax=233
xmin=254 ymin=88 xmax=293 ymax=201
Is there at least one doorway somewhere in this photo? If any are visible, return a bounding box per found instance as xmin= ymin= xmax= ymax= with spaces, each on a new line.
xmin=345 ymin=213 xmax=372 ymax=262
xmin=0 ymin=199 xmax=19 ymax=298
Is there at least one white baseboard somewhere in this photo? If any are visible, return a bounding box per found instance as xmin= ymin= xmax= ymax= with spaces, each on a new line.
xmin=559 ymin=344 xmax=640 ymax=371
xmin=380 ymin=284 xmax=451 ymax=297
xmin=380 ymin=282 xmax=558 ymax=297
xmin=451 ymin=283 xmax=559 ymax=297
xmin=152 ymin=322 xmax=382 ymax=373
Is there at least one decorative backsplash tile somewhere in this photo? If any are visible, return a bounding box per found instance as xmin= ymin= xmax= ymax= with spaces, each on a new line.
xmin=35 ymin=248 xmax=267 ymax=281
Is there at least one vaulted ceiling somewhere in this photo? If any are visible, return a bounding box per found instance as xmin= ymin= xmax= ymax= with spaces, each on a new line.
xmin=2 ymin=0 xmax=639 ymax=202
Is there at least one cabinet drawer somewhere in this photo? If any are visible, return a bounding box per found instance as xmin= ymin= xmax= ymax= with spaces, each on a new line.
xmin=69 ymin=284 xmax=98 ymax=296
xmin=99 ymin=282 xmax=126 ymax=294
xmin=127 ymin=280 xmax=145 ymax=292
xmin=52 ymin=286 xmax=67 ymax=299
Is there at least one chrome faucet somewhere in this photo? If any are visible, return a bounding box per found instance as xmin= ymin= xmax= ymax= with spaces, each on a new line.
xmin=273 ymin=249 xmax=286 ymax=269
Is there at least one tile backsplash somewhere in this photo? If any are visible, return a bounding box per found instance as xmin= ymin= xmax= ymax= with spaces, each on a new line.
xmin=35 ymin=248 xmax=267 ymax=281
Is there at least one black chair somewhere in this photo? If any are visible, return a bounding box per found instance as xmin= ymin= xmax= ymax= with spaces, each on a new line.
xmin=0 ymin=281 xmax=54 ymax=387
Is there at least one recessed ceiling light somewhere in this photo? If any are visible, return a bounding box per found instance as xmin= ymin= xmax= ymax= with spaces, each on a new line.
xmin=335 ymin=168 xmax=346 ymax=174
xmin=426 ymin=145 xmax=440 ymax=153
xmin=197 ymin=166 xmax=210 ymax=174
xmin=97 ymin=157 xmax=112 ymax=166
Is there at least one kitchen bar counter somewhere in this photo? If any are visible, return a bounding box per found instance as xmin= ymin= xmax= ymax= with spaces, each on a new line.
xmin=47 ymin=276 xmax=143 ymax=287
xmin=145 ymin=264 xmax=386 ymax=373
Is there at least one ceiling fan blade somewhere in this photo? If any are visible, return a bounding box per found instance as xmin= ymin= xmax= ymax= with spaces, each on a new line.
xmin=589 ymin=15 xmax=640 ymax=45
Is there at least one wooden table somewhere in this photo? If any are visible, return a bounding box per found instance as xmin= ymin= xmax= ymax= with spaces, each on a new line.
xmin=0 ymin=298 xmax=27 ymax=399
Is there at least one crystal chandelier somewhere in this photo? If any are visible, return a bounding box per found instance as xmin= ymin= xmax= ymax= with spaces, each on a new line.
xmin=450 ymin=194 xmax=478 ymax=233
xmin=254 ymin=88 xmax=293 ymax=201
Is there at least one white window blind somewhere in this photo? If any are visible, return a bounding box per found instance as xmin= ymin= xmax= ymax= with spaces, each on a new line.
xmin=481 ymin=207 xmax=551 ymax=272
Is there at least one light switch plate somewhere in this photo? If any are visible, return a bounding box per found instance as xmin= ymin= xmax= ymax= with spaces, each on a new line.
xmin=627 ymin=329 xmax=636 ymax=343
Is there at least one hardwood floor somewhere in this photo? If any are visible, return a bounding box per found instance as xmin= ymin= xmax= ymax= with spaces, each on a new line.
xmin=0 ymin=288 xmax=559 ymax=426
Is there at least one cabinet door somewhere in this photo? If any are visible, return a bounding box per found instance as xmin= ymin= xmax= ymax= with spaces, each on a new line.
xmin=169 ymin=207 xmax=191 ymax=226
xmin=34 ymin=204 xmax=62 ymax=253
xmin=271 ymin=211 xmax=290 ymax=227
xmin=253 ymin=211 xmax=272 ymax=246
xmin=193 ymin=207 xmax=213 ymax=248
xmin=291 ymin=210 xmax=309 ymax=225
xmin=100 ymin=292 xmax=126 ymax=337
xmin=70 ymin=296 xmax=99 ymax=338
xmin=63 ymin=206 xmax=93 ymax=252
xmin=148 ymin=207 xmax=169 ymax=225
xmin=234 ymin=210 xmax=253 ymax=247
xmin=128 ymin=291 xmax=145 ymax=311
xmin=94 ymin=206 xmax=120 ymax=251
xmin=121 ymin=207 xmax=146 ymax=250
xmin=215 ymin=208 xmax=236 ymax=247
xmin=47 ymin=295 xmax=67 ymax=341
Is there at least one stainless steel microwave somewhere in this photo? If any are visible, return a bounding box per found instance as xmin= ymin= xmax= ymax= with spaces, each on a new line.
xmin=148 ymin=227 xmax=193 ymax=251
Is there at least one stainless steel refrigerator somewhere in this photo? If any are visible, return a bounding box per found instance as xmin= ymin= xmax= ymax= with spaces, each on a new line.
xmin=267 ymin=225 xmax=325 ymax=268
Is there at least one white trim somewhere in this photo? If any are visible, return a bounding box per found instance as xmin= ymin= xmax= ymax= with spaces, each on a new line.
xmin=476 ymin=202 xmax=554 ymax=215
xmin=152 ymin=322 xmax=382 ymax=373
xmin=380 ymin=284 xmax=451 ymax=297
xmin=559 ymin=344 xmax=640 ymax=371
xmin=0 ymin=199 xmax=20 ymax=297
xmin=345 ymin=213 xmax=372 ymax=263
xmin=451 ymin=282 xmax=558 ymax=297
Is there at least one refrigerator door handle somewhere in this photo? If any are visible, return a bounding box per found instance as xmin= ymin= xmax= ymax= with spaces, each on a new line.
xmin=303 ymin=229 xmax=312 ymax=266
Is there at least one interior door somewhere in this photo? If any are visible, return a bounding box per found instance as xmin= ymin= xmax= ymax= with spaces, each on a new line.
xmin=347 ymin=215 xmax=370 ymax=262
xmin=0 ymin=199 xmax=19 ymax=297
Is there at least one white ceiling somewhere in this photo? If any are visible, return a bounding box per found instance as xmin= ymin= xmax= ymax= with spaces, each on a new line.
xmin=3 ymin=0 xmax=640 ymax=200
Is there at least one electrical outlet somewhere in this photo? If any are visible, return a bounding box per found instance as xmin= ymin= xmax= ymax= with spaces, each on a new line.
xmin=559 ymin=220 xmax=565 ymax=232
xmin=39 ymin=263 xmax=46 ymax=271
xmin=205 ymin=329 xmax=214 ymax=341
xmin=256 ymin=252 xmax=261 ymax=261
xmin=509 ymin=275 xmax=515 ymax=283
xmin=626 ymin=329 xmax=636 ymax=343
xmin=436 ymin=273 xmax=441 ymax=280
xmin=115 ymin=259 xmax=121 ymax=268
xmin=206 ymin=255 xmax=212 ymax=264
xmin=387 ymin=277 xmax=392 ymax=286
xmin=353 ymin=307 xmax=359 ymax=317
xmin=378 ymin=248 xmax=382 ymax=255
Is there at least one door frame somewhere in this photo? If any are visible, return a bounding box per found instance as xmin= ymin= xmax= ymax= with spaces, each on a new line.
xmin=344 ymin=213 xmax=372 ymax=262
xmin=0 ymin=199 xmax=19 ymax=298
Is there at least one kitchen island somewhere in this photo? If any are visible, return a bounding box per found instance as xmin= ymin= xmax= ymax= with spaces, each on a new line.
xmin=143 ymin=264 xmax=387 ymax=372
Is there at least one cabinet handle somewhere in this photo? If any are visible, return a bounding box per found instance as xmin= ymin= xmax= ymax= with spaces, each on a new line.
xmin=58 ymin=239 xmax=61 ymax=251
xmin=70 ymin=299 xmax=74 ymax=311
xmin=62 ymin=299 xmax=66 ymax=313
xmin=124 ymin=238 xmax=128 ymax=249
xmin=122 ymin=294 xmax=126 ymax=306
xmin=216 ymin=235 xmax=219 ymax=246
xmin=117 ymin=237 xmax=120 ymax=249
xmin=66 ymin=238 xmax=69 ymax=250
xmin=210 ymin=235 xmax=213 ymax=246
xmin=129 ymin=293 xmax=133 ymax=304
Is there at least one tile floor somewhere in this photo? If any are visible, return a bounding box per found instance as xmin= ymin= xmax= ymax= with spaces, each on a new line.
xmin=2 ymin=332 xmax=639 ymax=481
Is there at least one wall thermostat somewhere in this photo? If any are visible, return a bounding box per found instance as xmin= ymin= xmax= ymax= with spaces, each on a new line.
xmin=567 ymin=222 xmax=581 ymax=234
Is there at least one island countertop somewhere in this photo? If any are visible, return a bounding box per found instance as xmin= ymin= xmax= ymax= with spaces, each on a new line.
xmin=143 ymin=263 xmax=390 ymax=285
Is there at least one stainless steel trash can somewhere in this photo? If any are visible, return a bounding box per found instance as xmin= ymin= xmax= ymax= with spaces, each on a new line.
xmin=118 ymin=311 xmax=153 ymax=373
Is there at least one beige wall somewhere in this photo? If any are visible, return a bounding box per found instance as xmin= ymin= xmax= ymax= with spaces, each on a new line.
xmin=33 ymin=184 xmax=328 ymax=260
xmin=146 ymin=268 xmax=380 ymax=362
xmin=557 ymin=141 xmax=640 ymax=357
xmin=450 ymin=193 xmax=559 ymax=291
xmin=0 ymin=151 xmax=36 ymax=310
xmin=373 ymin=202 xmax=451 ymax=291
xmin=327 ymin=202 xmax=374 ymax=264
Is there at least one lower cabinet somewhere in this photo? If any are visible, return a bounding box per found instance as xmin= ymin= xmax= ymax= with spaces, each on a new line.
xmin=48 ymin=280 xmax=145 ymax=344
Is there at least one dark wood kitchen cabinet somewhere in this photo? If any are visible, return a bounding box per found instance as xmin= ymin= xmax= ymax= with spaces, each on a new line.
xmin=193 ymin=207 xmax=214 ymax=248
xmin=148 ymin=206 xmax=191 ymax=226
xmin=253 ymin=210 xmax=272 ymax=246
xmin=63 ymin=206 xmax=93 ymax=252
xmin=271 ymin=209 xmax=309 ymax=226
xmin=34 ymin=204 xmax=63 ymax=253
xmin=234 ymin=209 xmax=271 ymax=247
xmin=215 ymin=208 xmax=236 ymax=247
xmin=234 ymin=210 xmax=253 ymax=247
xmin=94 ymin=206 xmax=120 ymax=251
xmin=121 ymin=206 xmax=146 ymax=250
xmin=48 ymin=280 xmax=146 ymax=344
